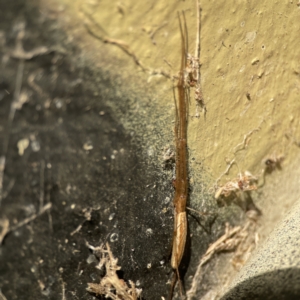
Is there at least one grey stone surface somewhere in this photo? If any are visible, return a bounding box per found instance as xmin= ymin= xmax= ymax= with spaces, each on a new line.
xmin=222 ymin=200 xmax=300 ymax=300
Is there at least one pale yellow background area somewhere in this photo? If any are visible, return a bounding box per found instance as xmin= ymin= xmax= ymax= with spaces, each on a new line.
xmin=45 ymin=0 xmax=300 ymax=184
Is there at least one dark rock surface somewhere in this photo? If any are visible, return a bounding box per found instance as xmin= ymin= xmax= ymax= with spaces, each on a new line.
xmin=0 ymin=1 xmax=174 ymax=299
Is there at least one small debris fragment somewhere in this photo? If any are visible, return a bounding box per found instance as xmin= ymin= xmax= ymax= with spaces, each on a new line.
xmin=87 ymin=254 xmax=97 ymax=264
xmin=215 ymin=171 xmax=257 ymax=200
xmin=110 ymin=233 xmax=119 ymax=243
xmin=83 ymin=141 xmax=93 ymax=151
xmin=17 ymin=138 xmax=29 ymax=156
xmin=108 ymin=213 xmax=115 ymax=221
xmin=251 ymin=58 xmax=260 ymax=65
xmin=146 ymin=228 xmax=153 ymax=237
xmin=263 ymin=153 xmax=284 ymax=173
xmin=14 ymin=91 xmax=28 ymax=110
xmin=86 ymin=243 xmax=142 ymax=299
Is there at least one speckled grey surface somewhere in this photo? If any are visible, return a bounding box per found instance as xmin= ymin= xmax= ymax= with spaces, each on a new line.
xmin=222 ymin=200 xmax=300 ymax=300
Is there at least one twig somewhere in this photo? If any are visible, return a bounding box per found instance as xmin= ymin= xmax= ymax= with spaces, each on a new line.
xmin=0 ymin=203 xmax=52 ymax=245
xmin=187 ymin=213 xmax=259 ymax=299
xmin=10 ymin=46 xmax=50 ymax=60
xmin=0 ymin=219 xmax=9 ymax=246
xmin=0 ymin=290 xmax=8 ymax=300
xmin=84 ymin=18 xmax=171 ymax=79
xmin=9 ymin=24 xmax=50 ymax=60
xmin=1 ymin=179 xmax=15 ymax=200
xmin=0 ymin=157 xmax=5 ymax=206
xmin=0 ymin=60 xmax=24 ymax=207
xmin=86 ymin=22 xmax=148 ymax=73
xmin=194 ymin=0 xmax=201 ymax=83
xmin=9 ymin=202 xmax=52 ymax=232
xmin=149 ymin=22 xmax=167 ymax=45
xmin=61 ymin=279 xmax=66 ymax=300
xmin=199 ymin=223 xmax=242 ymax=266
xmin=39 ymin=160 xmax=45 ymax=210
xmin=28 ymin=70 xmax=47 ymax=98
xmin=233 ymin=128 xmax=260 ymax=154
xmin=214 ymin=159 xmax=236 ymax=186
xmin=70 ymin=208 xmax=92 ymax=236
xmin=70 ymin=207 xmax=100 ymax=236
xmin=186 ymin=223 xmax=241 ymax=299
